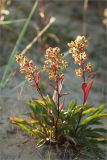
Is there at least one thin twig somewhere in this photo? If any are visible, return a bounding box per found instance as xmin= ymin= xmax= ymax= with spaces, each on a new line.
xmin=21 ymin=17 xmax=56 ymax=55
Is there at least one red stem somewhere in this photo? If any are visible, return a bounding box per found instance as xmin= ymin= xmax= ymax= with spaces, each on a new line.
xmin=32 ymin=73 xmax=47 ymax=106
xmin=75 ymin=62 xmax=86 ymax=133
xmin=55 ymin=78 xmax=60 ymax=141
xmin=81 ymin=62 xmax=86 ymax=105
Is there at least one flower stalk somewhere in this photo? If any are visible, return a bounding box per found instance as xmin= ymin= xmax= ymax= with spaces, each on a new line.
xmin=16 ymin=53 xmax=47 ymax=105
xmin=68 ymin=36 xmax=94 ymax=104
xmin=68 ymin=36 xmax=95 ymax=132
xmin=43 ymin=47 xmax=68 ymax=142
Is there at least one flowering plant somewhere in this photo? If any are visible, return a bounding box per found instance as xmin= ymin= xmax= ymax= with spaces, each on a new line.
xmin=9 ymin=36 xmax=107 ymax=159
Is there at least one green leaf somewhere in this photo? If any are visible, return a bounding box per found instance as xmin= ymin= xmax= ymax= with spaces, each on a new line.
xmin=49 ymin=96 xmax=57 ymax=107
xmin=32 ymin=129 xmax=45 ymax=136
xmin=35 ymin=99 xmax=46 ymax=108
xmin=10 ymin=117 xmax=24 ymax=123
xmin=49 ymin=96 xmax=58 ymax=115
xmin=36 ymin=139 xmax=46 ymax=147
xmin=27 ymin=102 xmax=39 ymax=113
xmin=86 ymin=131 xmax=103 ymax=138
xmin=77 ymin=127 xmax=103 ymax=138
xmin=27 ymin=100 xmax=53 ymax=127
xmin=94 ymin=137 xmax=107 ymax=142
xmin=28 ymin=100 xmax=46 ymax=113
xmin=82 ymin=108 xmax=97 ymax=115
xmin=85 ymin=119 xmax=103 ymax=126
xmin=16 ymin=123 xmax=35 ymax=135
xmin=81 ymin=113 xmax=107 ymax=125
xmin=67 ymin=99 xmax=77 ymax=112
xmin=94 ymin=104 xmax=106 ymax=115
xmin=83 ymin=139 xmax=105 ymax=156
xmin=25 ymin=119 xmax=39 ymax=125
xmin=92 ymin=128 xmax=107 ymax=133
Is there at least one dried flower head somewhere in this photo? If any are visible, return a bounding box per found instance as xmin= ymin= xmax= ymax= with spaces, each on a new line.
xmin=43 ymin=47 xmax=68 ymax=80
xmin=103 ymin=8 xmax=107 ymax=27
xmin=16 ymin=53 xmax=36 ymax=81
xmin=68 ymin=36 xmax=93 ymax=77
xmin=0 ymin=0 xmax=10 ymax=21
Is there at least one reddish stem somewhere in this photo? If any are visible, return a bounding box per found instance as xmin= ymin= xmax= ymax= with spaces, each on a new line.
xmin=32 ymin=73 xmax=47 ymax=106
xmin=75 ymin=62 xmax=86 ymax=133
xmin=55 ymin=78 xmax=60 ymax=141
xmin=81 ymin=62 xmax=86 ymax=105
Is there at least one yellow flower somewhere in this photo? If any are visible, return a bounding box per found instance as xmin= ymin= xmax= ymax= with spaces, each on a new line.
xmin=16 ymin=54 xmax=32 ymax=67
xmin=104 ymin=8 xmax=107 ymax=17
xmin=85 ymin=63 xmax=93 ymax=72
xmin=75 ymin=68 xmax=83 ymax=77
xmin=72 ymin=52 xmax=87 ymax=66
xmin=25 ymin=75 xmax=34 ymax=81
xmin=80 ymin=52 xmax=87 ymax=60
xmin=68 ymin=36 xmax=88 ymax=66
xmin=74 ymin=55 xmax=81 ymax=65
xmin=68 ymin=36 xmax=93 ymax=77
xmin=75 ymin=36 xmax=88 ymax=50
xmin=68 ymin=36 xmax=88 ymax=53
xmin=103 ymin=8 xmax=107 ymax=27
xmin=43 ymin=47 xmax=68 ymax=80
xmin=16 ymin=53 xmax=36 ymax=81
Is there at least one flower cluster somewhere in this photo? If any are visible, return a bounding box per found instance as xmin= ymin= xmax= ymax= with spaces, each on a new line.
xmin=68 ymin=36 xmax=94 ymax=104
xmin=103 ymin=8 xmax=107 ymax=27
xmin=43 ymin=47 xmax=68 ymax=80
xmin=0 ymin=0 xmax=10 ymax=21
xmin=16 ymin=53 xmax=37 ymax=81
xmin=68 ymin=36 xmax=93 ymax=77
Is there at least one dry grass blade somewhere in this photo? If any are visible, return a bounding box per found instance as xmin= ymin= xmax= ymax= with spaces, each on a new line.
xmin=21 ymin=17 xmax=56 ymax=55
xmin=0 ymin=19 xmax=26 ymax=25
